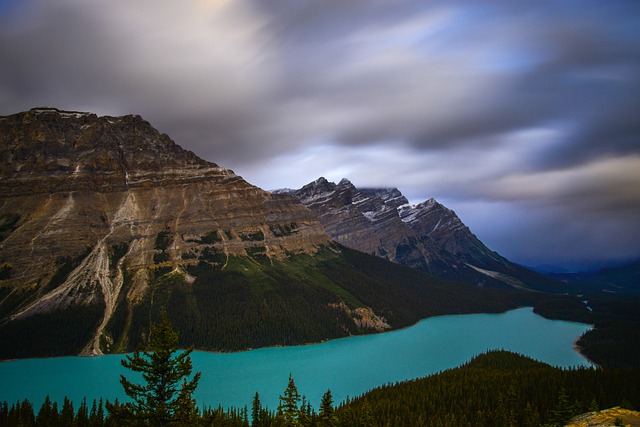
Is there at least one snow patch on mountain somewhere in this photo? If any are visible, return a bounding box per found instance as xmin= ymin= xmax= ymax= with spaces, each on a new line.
xmin=465 ymin=264 xmax=531 ymax=291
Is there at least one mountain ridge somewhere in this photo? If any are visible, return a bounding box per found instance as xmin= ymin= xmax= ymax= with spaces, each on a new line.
xmin=550 ymin=259 xmax=640 ymax=295
xmin=279 ymin=177 xmax=564 ymax=292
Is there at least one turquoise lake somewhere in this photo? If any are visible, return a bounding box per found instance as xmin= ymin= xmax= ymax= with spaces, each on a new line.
xmin=0 ymin=307 xmax=592 ymax=411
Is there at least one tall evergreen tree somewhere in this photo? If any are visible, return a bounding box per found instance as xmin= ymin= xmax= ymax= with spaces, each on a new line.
xmin=76 ymin=397 xmax=89 ymax=427
xmin=107 ymin=311 xmax=201 ymax=426
xmin=550 ymin=387 xmax=575 ymax=426
xmin=359 ymin=399 xmax=375 ymax=427
xmin=60 ymin=397 xmax=75 ymax=426
xmin=0 ymin=402 xmax=8 ymax=426
xmin=19 ymin=399 xmax=36 ymax=427
xmin=251 ymin=392 xmax=262 ymax=427
xmin=89 ymin=399 xmax=101 ymax=427
xmin=277 ymin=374 xmax=301 ymax=426
xmin=36 ymin=395 xmax=53 ymax=427
xmin=318 ymin=389 xmax=338 ymax=427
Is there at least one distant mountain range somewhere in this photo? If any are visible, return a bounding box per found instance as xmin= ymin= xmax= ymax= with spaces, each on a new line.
xmin=277 ymin=177 xmax=563 ymax=292
xmin=549 ymin=260 xmax=640 ymax=294
xmin=0 ymin=107 xmax=537 ymax=359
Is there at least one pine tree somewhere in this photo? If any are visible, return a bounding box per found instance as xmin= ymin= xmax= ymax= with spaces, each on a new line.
xmin=251 ymin=392 xmax=262 ymax=427
xmin=550 ymin=387 xmax=574 ymax=427
xmin=36 ymin=395 xmax=54 ymax=427
xmin=359 ymin=399 xmax=375 ymax=427
xmin=106 ymin=311 xmax=201 ymax=426
xmin=318 ymin=389 xmax=338 ymax=427
xmin=0 ymin=402 xmax=7 ymax=427
xmin=76 ymin=397 xmax=89 ymax=427
xmin=89 ymin=399 xmax=101 ymax=427
xmin=50 ymin=402 xmax=60 ymax=426
xmin=277 ymin=374 xmax=301 ymax=426
xmin=90 ymin=398 xmax=105 ymax=427
xmin=522 ymin=402 xmax=541 ymax=427
xmin=60 ymin=397 xmax=75 ymax=426
xmin=299 ymin=395 xmax=312 ymax=426
xmin=18 ymin=399 xmax=35 ymax=427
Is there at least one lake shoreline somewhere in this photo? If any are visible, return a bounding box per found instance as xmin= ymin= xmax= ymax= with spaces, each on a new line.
xmin=0 ymin=305 xmax=595 ymax=363
xmin=0 ymin=307 xmax=592 ymax=411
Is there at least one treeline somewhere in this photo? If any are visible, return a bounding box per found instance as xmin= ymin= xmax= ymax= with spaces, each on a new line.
xmin=2 ymin=351 xmax=639 ymax=427
xmin=105 ymin=244 xmax=539 ymax=354
xmin=534 ymin=293 xmax=640 ymax=367
xmin=334 ymin=350 xmax=640 ymax=427
xmin=576 ymin=294 xmax=640 ymax=368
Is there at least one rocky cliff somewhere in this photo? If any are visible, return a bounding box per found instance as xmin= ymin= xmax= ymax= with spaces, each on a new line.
xmin=281 ymin=177 xmax=562 ymax=292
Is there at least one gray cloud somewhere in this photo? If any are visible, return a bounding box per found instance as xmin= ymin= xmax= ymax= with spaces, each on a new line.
xmin=1 ymin=0 xmax=639 ymax=268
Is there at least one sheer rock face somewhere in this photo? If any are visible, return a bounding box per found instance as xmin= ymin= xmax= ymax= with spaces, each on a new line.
xmin=283 ymin=178 xmax=560 ymax=291
xmin=0 ymin=108 xmax=329 ymax=354
xmin=289 ymin=178 xmax=413 ymax=261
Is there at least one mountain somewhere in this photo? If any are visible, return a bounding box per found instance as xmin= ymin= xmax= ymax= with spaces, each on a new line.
xmin=0 ymin=108 xmax=531 ymax=359
xmin=550 ymin=260 xmax=640 ymax=295
xmin=280 ymin=177 xmax=563 ymax=292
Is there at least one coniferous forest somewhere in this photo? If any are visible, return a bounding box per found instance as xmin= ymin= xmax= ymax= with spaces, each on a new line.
xmin=2 ymin=309 xmax=639 ymax=427
xmin=1 ymin=246 xmax=639 ymax=425
xmin=1 ymin=351 xmax=639 ymax=427
xmin=2 ymin=241 xmax=639 ymax=426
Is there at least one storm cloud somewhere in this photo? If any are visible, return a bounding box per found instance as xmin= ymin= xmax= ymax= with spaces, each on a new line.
xmin=1 ymin=0 xmax=639 ymax=269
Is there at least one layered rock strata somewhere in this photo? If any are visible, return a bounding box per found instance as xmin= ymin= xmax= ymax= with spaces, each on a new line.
xmin=282 ymin=177 xmax=561 ymax=291
xmin=0 ymin=108 xmax=329 ymax=355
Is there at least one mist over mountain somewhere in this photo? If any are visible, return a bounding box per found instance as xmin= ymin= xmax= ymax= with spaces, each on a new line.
xmin=549 ymin=259 xmax=640 ymax=295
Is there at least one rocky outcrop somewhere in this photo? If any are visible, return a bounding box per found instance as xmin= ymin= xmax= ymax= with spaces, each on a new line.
xmin=0 ymin=108 xmax=330 ymax=355
xmin=566 ymin=407 xmax=640 ymax=427
xmin=282 ymin=178 xmax=563 ymax=292
xmin=329 ymin=302 xmax=390 ymax=332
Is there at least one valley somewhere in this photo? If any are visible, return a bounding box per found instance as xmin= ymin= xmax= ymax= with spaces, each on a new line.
xmin=1 ymin=108 xmax=638 ymax=367
xmin=0 ymin=108 xmax=542 ymax=359
xmin=0 ymin=107 xmax=638 ymax=426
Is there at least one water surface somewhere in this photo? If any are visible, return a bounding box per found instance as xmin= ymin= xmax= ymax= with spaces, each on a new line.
xmin=0 ymin=307 xmax=591 ymax=410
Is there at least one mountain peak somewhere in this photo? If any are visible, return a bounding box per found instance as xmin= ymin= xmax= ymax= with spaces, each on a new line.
xmin=288 ymin=177 xmax=562 ymax=292
xmin=0 ymin=108 xmax=228 ymax=196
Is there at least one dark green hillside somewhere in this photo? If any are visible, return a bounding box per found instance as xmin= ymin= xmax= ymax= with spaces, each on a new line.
xmin=103 ymin=244 xmax=536 ymax=353
xmin=532 ymin=292 xmax=640 ymax=368
xmin=3 ymin=350 xmax=638 ymax=426
xmin=575 ymin=295 xmax=640 ymax=368
xmin=0 ymin=304 xmax=104 ymax=359
xmin=337 ymin=350 xmax=640 ymax=427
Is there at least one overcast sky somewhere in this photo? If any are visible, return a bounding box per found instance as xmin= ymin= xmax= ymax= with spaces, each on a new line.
xmin=1 ymin=0 xmax=639 ymax=270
